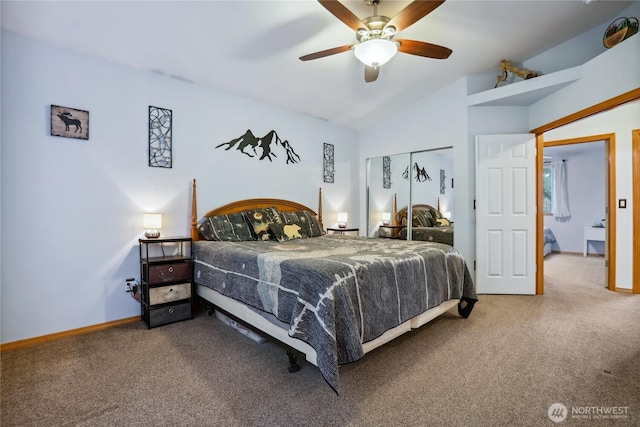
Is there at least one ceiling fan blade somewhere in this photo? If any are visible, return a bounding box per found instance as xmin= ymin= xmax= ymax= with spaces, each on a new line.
xmin=299 ymin=44 xmax=354 ymax=61
xmin=318 ymin=0 xmax=366 ymax=31
xmin=386 ymin=0 xmax=446 ymax=32
xmin=397 ymin=39 xmax=452 ymax=59
xmin=364 ymin=65 xmax=379 ymax=83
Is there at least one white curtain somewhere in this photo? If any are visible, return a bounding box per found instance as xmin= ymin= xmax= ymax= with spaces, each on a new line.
xmin=552 ymin=160 xmax=571 ymax=218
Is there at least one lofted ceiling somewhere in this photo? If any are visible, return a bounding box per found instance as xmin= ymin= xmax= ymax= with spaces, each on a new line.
xmin=1 ymin=0 xmax=632 ymax=131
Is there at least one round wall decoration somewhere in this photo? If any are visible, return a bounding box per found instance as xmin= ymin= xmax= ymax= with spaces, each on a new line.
xmin=603 ymin=17 xmax=638 ymax=49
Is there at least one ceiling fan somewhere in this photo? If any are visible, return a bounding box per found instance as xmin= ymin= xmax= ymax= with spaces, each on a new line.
xmin=299 ymin=0 xmax=452 ymax=83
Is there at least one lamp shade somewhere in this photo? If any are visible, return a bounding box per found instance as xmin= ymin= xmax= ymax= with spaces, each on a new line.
xmin=381 ymin=212 xmax=391 ymax=225
xmin=354 ymin=39 xmax=398 ymax=67
xmin=143 ymin=213 xmax=162 ymax=238
xmin=143 ymin=213 xmax=162 ymax=229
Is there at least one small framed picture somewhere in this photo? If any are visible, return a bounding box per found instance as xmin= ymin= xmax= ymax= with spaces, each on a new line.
xmin=51 ymin=105 xmax=89 ymax=140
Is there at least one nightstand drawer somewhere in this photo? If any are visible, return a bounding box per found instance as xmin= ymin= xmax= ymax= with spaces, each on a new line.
xmin=149 ymin=282 xmax=191 ymax=305
xmin=146 ymin=262 xmax=191 ymax=284
xmin=148 ymin=301 xmax=191 ymax=328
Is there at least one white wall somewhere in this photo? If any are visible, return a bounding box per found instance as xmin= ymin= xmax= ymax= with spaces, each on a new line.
xmin=0 ymin=31 xmax=358 ymax=344
xmin=544 ymin=143 xmax=607 ymax=254
xmin=529 ymin=34 xmax=640 ymax=131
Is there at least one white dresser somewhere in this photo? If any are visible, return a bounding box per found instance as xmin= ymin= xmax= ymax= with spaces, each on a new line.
xmin=583 ymin=226 xmax=605 ymax=256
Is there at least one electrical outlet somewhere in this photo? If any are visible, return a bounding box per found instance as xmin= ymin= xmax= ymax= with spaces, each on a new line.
xmin=125 ymin=278 xmax=136 ymax=292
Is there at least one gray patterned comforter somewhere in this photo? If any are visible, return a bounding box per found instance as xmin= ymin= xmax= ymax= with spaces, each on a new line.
xmin=399 ymin=226 xmax=454 ymax=246
xmin=193 ymin=234 xmax=476 ymax=393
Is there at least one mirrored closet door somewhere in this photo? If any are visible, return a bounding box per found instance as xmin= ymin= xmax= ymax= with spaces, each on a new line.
xmin=366 ymin=147 xmax=454 ymax=242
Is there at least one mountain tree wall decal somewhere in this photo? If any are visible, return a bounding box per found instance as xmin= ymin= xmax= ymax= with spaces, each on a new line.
xmin=216 ymin=129 xmax=301 ymax=164
xmin=402 ymin=163 xmax=432 ymax=182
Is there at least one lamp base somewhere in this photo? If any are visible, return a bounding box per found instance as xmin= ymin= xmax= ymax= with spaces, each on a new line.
xmin=338 ymin=223 xmax=346 ymax=229
xmin=144 ymin=229 xmax=161 ymax=238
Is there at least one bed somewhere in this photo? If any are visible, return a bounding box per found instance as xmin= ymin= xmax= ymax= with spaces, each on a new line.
xmin=189 ymin=180 xmax=476 ymax=393
xmin=543 ymin=226 xmax=557 ymax=256
xmin=396 ymin=204 xmax=454 ymax=246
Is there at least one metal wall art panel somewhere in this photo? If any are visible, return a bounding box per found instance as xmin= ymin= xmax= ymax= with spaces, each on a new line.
xmin=148 ymin=106 xmax=172 ymax=168
xmin=323 ymin=143 xmax=334 ymax=183
xmin=383 ymin=156 xmax=391 ymax=189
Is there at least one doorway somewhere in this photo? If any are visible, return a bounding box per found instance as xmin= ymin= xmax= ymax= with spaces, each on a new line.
xmin=533 ymin=88 xmax=640 ymax=295
xmin=541 ymin=137 xmax=613 ymax=292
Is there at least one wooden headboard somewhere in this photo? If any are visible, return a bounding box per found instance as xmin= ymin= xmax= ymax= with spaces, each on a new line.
xmin=190 ymin=179 xmax=323 ymax=241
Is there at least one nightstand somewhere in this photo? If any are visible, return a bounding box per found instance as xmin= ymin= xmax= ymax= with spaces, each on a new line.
xmin=326 ymin=227 xmax=359 ymax=235
xmin=583 ymin=226 xmax=605 ymax=257
xmin=139 ymin=237 xmax=193 ymax=328
xmin=379 ymin=224 xmax=405 ymax=239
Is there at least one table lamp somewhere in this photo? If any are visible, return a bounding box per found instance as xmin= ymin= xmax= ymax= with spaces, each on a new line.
xmin=143 ymin=213 xmax=162 ymax=238
xmin=381 ymin=212 xmax=391 ymax=226
xmin=337 ymin=212 xmax=348 ymax=228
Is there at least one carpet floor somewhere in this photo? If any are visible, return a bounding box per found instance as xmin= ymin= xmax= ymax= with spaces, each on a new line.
xmin=2 ymin=253 xmax=638 ymax=426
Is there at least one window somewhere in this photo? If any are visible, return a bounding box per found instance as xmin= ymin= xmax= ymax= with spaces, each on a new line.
xmin=543 ymin=165 xmax=553 ymax=214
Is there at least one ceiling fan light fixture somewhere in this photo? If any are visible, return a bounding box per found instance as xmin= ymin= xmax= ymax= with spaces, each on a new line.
xmin=354 ymin=39 xmax=398 ymax=67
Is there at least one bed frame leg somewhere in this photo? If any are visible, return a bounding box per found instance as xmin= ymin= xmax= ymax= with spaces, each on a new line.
xmin=457 ymin=297 xmax=476 ymax=319
xmin=287 ymin=351 xmax=301 ymax=373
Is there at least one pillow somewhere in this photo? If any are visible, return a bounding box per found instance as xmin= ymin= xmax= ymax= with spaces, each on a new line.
xmin=436 ymin=218 xmax=450 ymax=227
xmin=198 ymin=213 xmax=255 ymax=241
xmin=420 ymin=209 xmax=434 ymax=219
xmin=411 ymin=212 xmax=426 ymax=227
xmin=415 ymin=210 xmax=433 ymax=227
xmin=243 ymin=207 xmax=283 ymax=241
xmin=279 ymin=211 xmax=309 ymax=237
xmin=294 ymin=211 xmax=323 ymax=237
xmin=430 ymin=208 xmax=443 ymax=220
xmin=422 ymin=216 xmax=436 ymax=227
xmin=279 ymin=211 xmax=301 ymax=225
xmin=269 ymin=222 xmax=305 ymax=242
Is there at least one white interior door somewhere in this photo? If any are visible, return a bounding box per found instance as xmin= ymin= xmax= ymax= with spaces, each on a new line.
xmin=476 ymin=134 xmax=536 ymax=294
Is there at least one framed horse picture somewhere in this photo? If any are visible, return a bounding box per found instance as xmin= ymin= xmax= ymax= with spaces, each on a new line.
xmin=51 ymin=105 xmax=89 ymax=140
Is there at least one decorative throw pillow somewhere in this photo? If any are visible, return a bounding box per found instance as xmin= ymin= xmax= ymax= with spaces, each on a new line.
xmin=436 ymin=218 xmax=450 ymax=227
xmin=279 ymin=211 xmax=300 ymax=225
xmin=198 ymin=213 xmax=255 ymax=241
xmin=269 ymin=222 xmax=305 ymax=242
xmin=411 ymin=212 xmax=426 ymax=227
xmin=278 ymin=211 xmax=309 ymax=237
xmin=415 ymin=210 xmax=433 ymax=227
xmin=243 ymin=207 xmax=283 ymax=241
xmin=295 ymin=211 xmax=323 ymax=237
